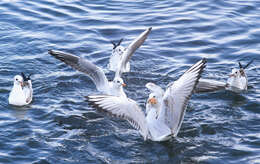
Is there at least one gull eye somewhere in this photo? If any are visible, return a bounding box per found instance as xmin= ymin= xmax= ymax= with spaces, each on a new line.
xmin=153 ymin=95 xmax=155 ymax=98
xmin=117 ymin=80 xmax=120 ymax=83
xmin=16 ymin=79 xmax=18 ymax=81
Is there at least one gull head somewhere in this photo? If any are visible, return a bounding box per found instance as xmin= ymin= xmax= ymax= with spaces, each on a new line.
xmin=146 ymin=93 xmax=162 ymax=116
xmin=145 ymin=83 xmax=164 ymax=114
xmin=113 ymin=77 xmax=126 ymax=88
xmin=13 ymin=75 xmax=24 ymax=87
xmin=227 ymin=68 xmax=248 ymax=90
xmin=112 ymin=45 xmax=125 ymax=57
xmin=229 ymin=68 xmax=243 ymax=78
xmin=230 ymin=59 xmax=254 ymax=78
xmin=147 ymin=93 xmax=158 ymax=105
xmin=111 ymin=38 xmax=125 ymax=56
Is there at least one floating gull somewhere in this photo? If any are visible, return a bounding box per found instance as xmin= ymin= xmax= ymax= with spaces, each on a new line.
xmin=9 ymin=73 xmax=33 ymax=106
xmin=107 ymin=27 xmax=152 ymax=73
xmin=195 ymin=59 xmax=254 ymax=93
xmin=86 ymin=59 xmax=207 ymax=141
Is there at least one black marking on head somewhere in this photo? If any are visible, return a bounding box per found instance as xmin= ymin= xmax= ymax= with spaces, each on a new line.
xmin=21 ymin=72 xmax=26 ymax=81
xmin=27 ymin=74 xmax=32 ymax=80
xmin=117 ymin=38 xmax=123 ymax=47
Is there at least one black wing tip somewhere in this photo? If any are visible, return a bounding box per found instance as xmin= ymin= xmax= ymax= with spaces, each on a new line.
xmin=198 ymin=58 xmax=207 ymax=76
xmin=188 ymin=58 xmax=207 ymax=74
xmin=48 ymin=49 xmax=66 ymax=56
xmin=238 ymin=61 xmax=243 ymax=69
xmin=21 ymin=72 xmax=26 ymax=79
xmin=202 ymin=58 xmax=207 ymax=64
xmin=111 ymin=38 xmax=124 ymax=50
xmin=48 ymin=49 xmax=59 ymax=56
xmin=145 ymin=27 xmax=152 ymax=36
xmin=84 ymin=96 xmax=91 ymax=102
xmin=243 ymin=59 xmax=254 ymax=69
xmin=48 ymin=49 xmax=58 ymax=56
xmin=111 ymin=41 xmax=117 ymax=49
xmin=191 ymin=58 xmax=207 ymax=93
xmin=48 ymin=49 xmax=79 ymax=64
xmin=21 ymin=72 xmax=32 ymax=81
xmin=48 ymin=49 xmax=59 ymax=58
xmin=238 ymin=59 xmax=254 ymax=70
xmin=118 ymin=38 xmax=123 ymax=45
xmin=200 ymin=58 xmax=207 ymax=69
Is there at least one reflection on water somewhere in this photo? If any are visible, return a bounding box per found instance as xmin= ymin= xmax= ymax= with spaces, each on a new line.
xmin=9 ymin=105 xmax=29 ymax=120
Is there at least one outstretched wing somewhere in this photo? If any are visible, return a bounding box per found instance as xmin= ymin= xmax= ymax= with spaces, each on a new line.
xmin=194 ymin=79 xmax=227 ymax=93
xmin=115 ymin=27 xmax=152 ymax=77
xmin=48 ymin=50 xmax=109 ymax=92
xmin=159 ymin=59 xmax=207 ymax=136
xmin=86 ymin=95 xmax=149 ymax=140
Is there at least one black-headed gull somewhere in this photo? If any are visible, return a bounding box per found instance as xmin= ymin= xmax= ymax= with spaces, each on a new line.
xmin=107 ymin=27 xmax=152 ymax=73
xmin=195 ymin=59 xmax=254 ymax=93
xmin=86 ymin=59 xmax=207 ymax=141
xmin=48 ymin=50 xmax=136 ymax=97
xmin=9 ymin=73 xmax=33 ymax=106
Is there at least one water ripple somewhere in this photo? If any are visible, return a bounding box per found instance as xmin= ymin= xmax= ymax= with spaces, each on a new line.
xmin=0 ymin=0 xmax=259 ymax=163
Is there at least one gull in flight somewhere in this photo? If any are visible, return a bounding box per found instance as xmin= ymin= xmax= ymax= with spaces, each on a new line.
xmin=86 ymin=59 xmax=207 ymax=141
xmin=48 ymin=27 xmax=151 ymax=97
xmin=107 ymin=27 xmax=152 ymax=73
xmin=49 ymin=50 xmax=126 ymax=97
xmin=195 ymin=59 xmax=254 ymax=93
xmin=9 ymin=73 xmax=33 ymax=106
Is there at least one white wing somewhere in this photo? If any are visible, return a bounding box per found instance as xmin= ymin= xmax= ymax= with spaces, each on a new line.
xmin=194 ymin=79 xmax=227 ymax=93
xmin=159 ymin=59 xmax=207 ymax=136
xmin=115 ymin=27 xmax=152 ymax=77
xmin=49 ymin=50 xmax=109 ymax=92
xmin=86 ymin=95 xmax=149 ymax=140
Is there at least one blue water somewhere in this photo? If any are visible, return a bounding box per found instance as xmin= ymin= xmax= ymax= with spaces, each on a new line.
xmin=0 ymin=0 xmax=260 ymax=163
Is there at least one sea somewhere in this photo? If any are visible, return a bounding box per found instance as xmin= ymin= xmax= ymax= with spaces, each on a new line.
xmin=0 ymin=0 xmax=259 ymax=163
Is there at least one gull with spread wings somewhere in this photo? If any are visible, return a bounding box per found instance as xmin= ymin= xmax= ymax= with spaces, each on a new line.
xmin=108 ymin=27 xmax=152 ymax=73
xmin=195 ymin=59 xmax=254 ymax=93
xmin=48 ymin=27 xmax=151 ymax=97
xmin=86 ymin=59 xmax=207 ymax=141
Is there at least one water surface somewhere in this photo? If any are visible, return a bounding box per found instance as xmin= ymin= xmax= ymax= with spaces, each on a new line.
xmin=0 ymin=0 xmax=259 ymax=163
